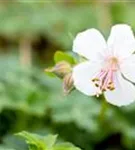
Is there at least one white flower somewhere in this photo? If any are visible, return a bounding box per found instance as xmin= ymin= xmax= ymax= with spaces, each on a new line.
xmin=72 ymin=24 xmax=135 ymax=106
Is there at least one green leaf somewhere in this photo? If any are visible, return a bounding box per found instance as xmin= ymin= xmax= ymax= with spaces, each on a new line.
xmin=54 ymin=51 xmax=75 ymax=64
xmin=0 ymin=146 xmax=16 ymax=150
xmin=54 ymin=143 xmax=81 ymax=150
xmin=16 ymin=131 xmax=81 ymax=150
xmin=44 ymin=67 xmax=57 ymax=77
xmin=16 ymin=131 xmax=57 ymax=150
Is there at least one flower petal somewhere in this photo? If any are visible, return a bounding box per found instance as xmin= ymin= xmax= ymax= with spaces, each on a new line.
xmin=73 ymin=61 xmax=101 ymax=95
xmin=73 ymin=29 xmax=107 ymax=60
xmin=107 ymin=24 xmax=135 ymax=58
xmin=120 ymin=54 xmax=135 ymax=83
xmin=104 ymin=72 xmax=135 ymax=106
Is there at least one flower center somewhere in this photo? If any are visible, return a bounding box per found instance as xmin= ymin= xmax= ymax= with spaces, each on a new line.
xmin=92 ymin=57 xmax=119 ymax=94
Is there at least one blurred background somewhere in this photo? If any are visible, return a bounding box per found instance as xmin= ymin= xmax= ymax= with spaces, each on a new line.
xmin=0 ymin=1 xmax=135 ymax=150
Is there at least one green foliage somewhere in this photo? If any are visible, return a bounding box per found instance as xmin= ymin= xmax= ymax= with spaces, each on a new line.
xmin=50 ymin=91 xmax=100 ymax=133
xmin=0 ymin=146 xmax=15 ymax=150
xmin=53 ymin=143 xmax=80 ymax=150
xmin=1 ymin=1 xmax=135 ymax=150
xmin=54 ymin=51 xmax=76 ymax=65
xmin=2 ymin=55 xmax=135 ymax=149
xmin=1 ymin=56 xmax=135 ymax=149
xmin=0 ymin=56 xmax=50 ymax=115
xmin=0 ymin=2 xmax=97 ymax=48
xmin=0 ymin=1 xmax=133 ymax=49
xmin=16 ymin=131 xmax=81 ymax=150
xmin=17 ymin=131 xmax=57 ymax=150
xmin=44 ymin=67 xmax=56 ymax=78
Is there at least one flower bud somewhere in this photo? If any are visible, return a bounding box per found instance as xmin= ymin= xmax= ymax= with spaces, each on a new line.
xmin=45 ymin=61 xmax=72 ymax=78
xmin=63 ymin=73 xmax=74 ymax=95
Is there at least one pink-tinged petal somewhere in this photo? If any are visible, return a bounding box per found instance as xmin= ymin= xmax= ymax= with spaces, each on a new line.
xmin=104 ymin=72 xmax=135 ymax=106
xmin=107 ymin=24 xmax=135 ymax=58
xmin=73 ymin=29 xmax=107 ymax=60
xmin=72 ymin=61 xmax=101 ymax=95
xmin=120 ymin=54 xmax=135 ymax=83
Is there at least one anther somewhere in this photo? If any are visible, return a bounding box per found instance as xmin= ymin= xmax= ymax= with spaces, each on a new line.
xmin=109 ymin=87 xmax=115 ymax=91
xmin=92 ymin=78 xmax=99 ymax=82
xmin=108 ymin=81 xmax=113 ymax=85
xmin=102 ymin=88 xmax=106 ymax=92
xmin=95 ymin=83 xmax=99 ymax=87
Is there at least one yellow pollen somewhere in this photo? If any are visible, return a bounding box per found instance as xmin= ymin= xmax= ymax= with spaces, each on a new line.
xmin=92 ymin=78 xmax=99 ymax=82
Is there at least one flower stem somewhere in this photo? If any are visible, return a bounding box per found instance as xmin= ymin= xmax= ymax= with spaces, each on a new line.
xmin=99 ymin=95 xmax=108 ymax=122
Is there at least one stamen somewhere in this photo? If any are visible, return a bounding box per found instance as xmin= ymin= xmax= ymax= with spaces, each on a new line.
xmin=102 ymin=88 xmax=106 ymax=92
xmin=95 ymin=83 xmax=99 ymax=87
xmin=92 ymin=78 xmax=99 ymax=82
xmin=108 ymin=81 xmax=113 ymax=85
xmin=91 ymin=56 xmax=119 ymax=95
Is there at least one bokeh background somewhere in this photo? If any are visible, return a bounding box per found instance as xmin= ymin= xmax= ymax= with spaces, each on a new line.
xmin=0 ymin=1 xmax=135 ymax=150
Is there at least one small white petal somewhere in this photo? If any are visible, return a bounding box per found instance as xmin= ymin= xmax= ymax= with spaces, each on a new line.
xmin=73 ymin=61 xmax=101 ymax=95
xmin=121 ymin=54 xmax=135 ymax=83
xmin=107 ymin=24 xmax=135 ymax=58
xmin=104 ymin=72 xmax=135 ymax=106
xmin=73 ymin=29 xmax=106 ymax=60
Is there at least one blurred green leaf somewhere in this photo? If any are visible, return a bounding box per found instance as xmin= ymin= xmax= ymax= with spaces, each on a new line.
xmin=44 ymin=67 xmax=56 ymax=78
xmin=50 ymin=90 xmax=100 ymax=133
xmin=0 ymin=147 xmax=16 ymax=150
xmin=54 ymin=51 xmax=75 ymax=64
xmin=54 ymin=143 xmax=81 ymax=150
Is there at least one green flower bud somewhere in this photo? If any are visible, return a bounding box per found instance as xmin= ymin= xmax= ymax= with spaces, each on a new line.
xmin=63 ymin=73 xmax=74 ymax=95
xmin=45 ymin=61 xmax=72 ymax=78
